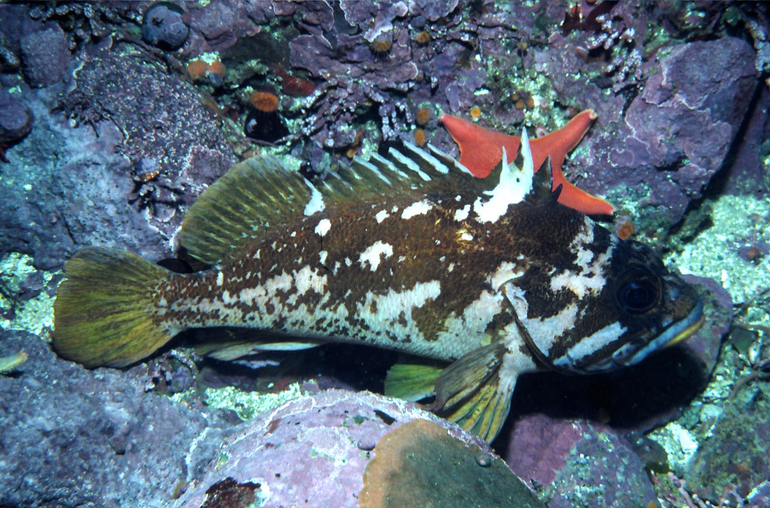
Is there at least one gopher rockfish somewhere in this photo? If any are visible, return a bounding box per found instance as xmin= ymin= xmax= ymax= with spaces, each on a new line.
xmin=53 ymin=131 xmax=703 ymax=442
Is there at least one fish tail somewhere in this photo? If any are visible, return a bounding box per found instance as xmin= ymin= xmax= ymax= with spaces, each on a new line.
xmin=53 ymin=247 xmax=178 ymax=368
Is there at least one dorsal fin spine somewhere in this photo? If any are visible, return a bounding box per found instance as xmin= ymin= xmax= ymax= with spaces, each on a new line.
xmin=368 ymin=153 xmax=403 ymax=184
xmin=428 ymin=145 xmax=476 ymax=177
xmin=403 ymin=142 xmax=449 ymax=171
xmin=387 ymin=147 xmax=432 ymax=182
xmin=399 ymin=142 xmax=451 ymax=177
xmin=520 ymin=128 xmax=534 ymax=177
xmin=179 ymin=144 xmax=488 ymax=266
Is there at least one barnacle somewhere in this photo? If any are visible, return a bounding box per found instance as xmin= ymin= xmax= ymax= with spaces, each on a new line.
xmin=413 ymin=128 xmax=427 ymax=147
xmin=616 ymin=218 xmax=636 ymax=240
xmin=207 ymin=60 xmax=226 ymax=78
xmin=345 ymin=130 xmax=364 ymax=158
xmin=511 ymin=89 xmax=535 ymax=110
xmin=413 ymin=30 xmax=431 ymax=45
xmin=370 ymin=33 xmax=393 ymax=55
xmin=186 ymin=59 xmax=209 ymax=81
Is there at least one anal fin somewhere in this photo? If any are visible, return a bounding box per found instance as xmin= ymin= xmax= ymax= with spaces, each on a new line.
xmin=384 ymin=358 xmax=445 ymax=401
xmin=432 ymin=343 xmax=518 ymax=442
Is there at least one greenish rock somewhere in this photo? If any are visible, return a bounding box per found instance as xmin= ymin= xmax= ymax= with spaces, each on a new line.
xmin=360 ymin=419 xmax=545 ymax=508
xmin=684 ymin=381 xmax=770 ymax=502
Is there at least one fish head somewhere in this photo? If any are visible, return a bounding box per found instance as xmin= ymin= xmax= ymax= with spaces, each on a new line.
xmin=501 ymin=217 xmax=703 ymax=375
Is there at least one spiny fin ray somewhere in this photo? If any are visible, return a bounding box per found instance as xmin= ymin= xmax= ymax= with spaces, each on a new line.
xmin=179 ymin=145 xmax=493 ymax=265
xmin=433 ymin=343 xmax=517 ymax=442
xmin=179 ymin=156 xmax=313 ymax=266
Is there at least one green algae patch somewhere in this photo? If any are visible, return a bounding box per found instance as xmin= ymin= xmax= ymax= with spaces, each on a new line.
xmin=196 ymin=383 xmax=304 ymax=421
xmin=360 ymin=419 xmax=545 ymax=508
xmin=0 ymin=252 xmax=56 ymax=337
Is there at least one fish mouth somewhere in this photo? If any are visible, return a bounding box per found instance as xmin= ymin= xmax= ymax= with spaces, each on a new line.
xmin=662 ymin=298 xmax=705 ymax=348
xmin=611 ymin=296 xmax=705 ymax=369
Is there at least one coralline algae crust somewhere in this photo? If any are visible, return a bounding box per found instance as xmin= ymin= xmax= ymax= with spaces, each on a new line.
xmin=0 ymin=252 xmax=55 ymax=337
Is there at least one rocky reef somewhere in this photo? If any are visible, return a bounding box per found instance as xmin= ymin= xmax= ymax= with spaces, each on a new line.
xmin=0 ymin=1 xmax=768 ymax=506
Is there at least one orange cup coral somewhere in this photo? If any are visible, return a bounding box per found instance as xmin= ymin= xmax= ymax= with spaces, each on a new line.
xmin=249 ymin=91 xmax=280 ymax=113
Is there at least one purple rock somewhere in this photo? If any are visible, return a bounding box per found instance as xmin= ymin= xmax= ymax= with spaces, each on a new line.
xmin=0 ymin=42 xmax=235 ymax=269
xmin=0 ymin=330 xmax=230 ymax=508
xmin=0 ymin=89 xmax=33 ymax=144
xmin=410 ymin=0 xmax=460 ymax=22
xmin=18 ymin=270 xmax=44 ymax=301
xmin=504 ymin=413 xmax=582 ymax=487
xmin=175 ymin=390 xmax=502 ymax=508
xmin=339 ymin=1 xmax=382 ymax=30
xmin=684 ymin=384 xmax=770 ymax=503
xmin=534 ymin=35 xmax=627 ymax=125
xmin=183 ymin=1 xmax=275 ymax=54
xmin=588 ymin=37 xmax=758 ymax=224
xmin=19 ymin=24 xmax=70 ymax=87
xmin=188 ymin=1 xmax=234 ymax=43
xmin=718 ymin=84 xmax=770 ymax=198
xmin=141 ymin=2 xmax=189 ymax=51
xmin=504 ymin=414 xmax=658 ymax=507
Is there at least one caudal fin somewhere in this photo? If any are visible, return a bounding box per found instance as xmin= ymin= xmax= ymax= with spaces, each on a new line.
xmin=53 ymin=247 xmax=178 ymax=368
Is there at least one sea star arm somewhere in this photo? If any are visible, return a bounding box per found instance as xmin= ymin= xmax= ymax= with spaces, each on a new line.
xmin=440 ymin=110 xmax=614 ymax=215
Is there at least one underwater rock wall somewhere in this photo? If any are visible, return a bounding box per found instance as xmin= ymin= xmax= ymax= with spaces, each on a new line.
xmin=0 ymin=1 xmax=767 ymax=507
xmin=0 ymin=330 xmax=230 ymax=507
xmin=0 ymin=1 xmax=765 ymax=269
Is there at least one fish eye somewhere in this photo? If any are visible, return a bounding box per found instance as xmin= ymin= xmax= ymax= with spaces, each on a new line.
xmin=616 ymin=274 xmax=659 ymax=314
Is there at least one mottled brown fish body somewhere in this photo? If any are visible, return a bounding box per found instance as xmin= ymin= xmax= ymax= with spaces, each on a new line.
xmin=53 ymin=137 xmax=703 ymax=442
xmin=159 ymin=192 xmax=534 ymax=362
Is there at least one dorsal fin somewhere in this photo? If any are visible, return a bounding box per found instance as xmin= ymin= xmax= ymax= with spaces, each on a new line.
xmin=471 ymin=129 xmax=536 ymax=223
xmin=178 ymin=156 xmax=313 ymax=266
xmin=178 ymin=144 xmax=488 ymax=266
xmin=177 ymin=132 xmax=562 ymax=265
xmin=527 ymin=155 xmax=562 ymax=204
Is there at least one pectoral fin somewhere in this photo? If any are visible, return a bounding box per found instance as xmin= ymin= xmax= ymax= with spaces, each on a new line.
xmin=432 ymin=343 xmax=518 ymax=442
xmin=384 ymin=359 xmax=445 ymax=401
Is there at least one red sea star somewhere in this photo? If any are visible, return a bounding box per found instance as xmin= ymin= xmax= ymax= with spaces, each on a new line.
xmin=440 ymin=110 xmax=614 ymax=215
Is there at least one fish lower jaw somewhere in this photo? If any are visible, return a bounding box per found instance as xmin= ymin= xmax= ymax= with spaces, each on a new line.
xmin=609 ymin=297 xmax=705 ymax=370
xmin=663 ymin=298 xmax=705 ymax=348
